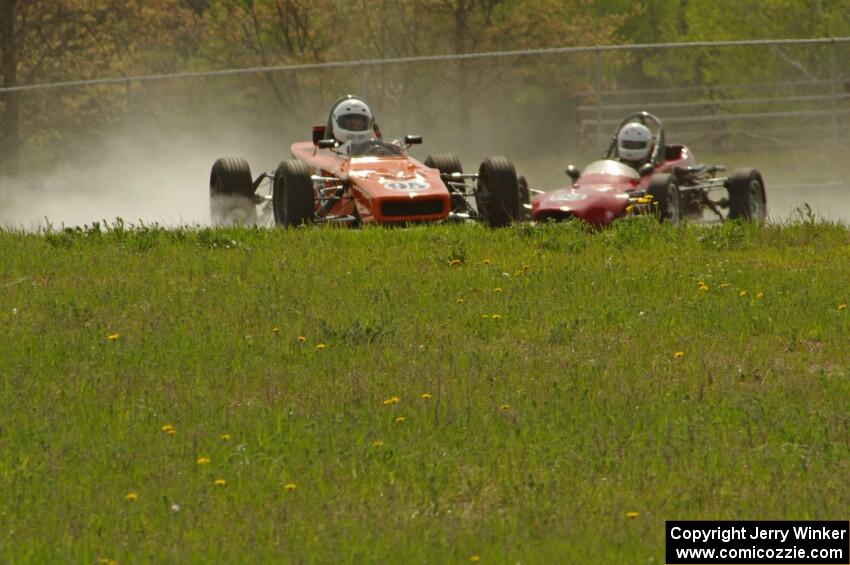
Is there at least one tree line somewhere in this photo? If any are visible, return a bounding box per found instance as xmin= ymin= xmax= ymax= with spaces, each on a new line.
xmin=1 ymin=0 xmax=849 ymax=172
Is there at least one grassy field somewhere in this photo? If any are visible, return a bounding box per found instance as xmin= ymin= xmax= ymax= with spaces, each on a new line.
xmin=1 ymin=218 xmax=849 ymax=563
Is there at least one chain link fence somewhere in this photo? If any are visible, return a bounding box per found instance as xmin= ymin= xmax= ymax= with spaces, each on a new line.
xmin=1 ymin=37 xmax=848 ymax=225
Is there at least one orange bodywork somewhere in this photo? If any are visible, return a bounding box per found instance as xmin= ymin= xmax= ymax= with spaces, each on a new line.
xmin=290 ymin=141 xmax=451 ymax=224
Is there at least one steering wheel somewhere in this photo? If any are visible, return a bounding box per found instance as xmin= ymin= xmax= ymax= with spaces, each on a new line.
xmin=604 ymin=111 xmax=666 ymax=167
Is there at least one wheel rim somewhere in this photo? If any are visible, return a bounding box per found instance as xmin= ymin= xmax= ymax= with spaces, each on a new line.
xmin=273 ymin=175 xmax=287 ymax=225
xmin=750 ymin=179 xmax=766 ymax=221
xmin=477 ymin=175 xmax=489 ymax=217
xmin=666 ymin=182 xmax=681 ymax=223
xmin=210 ymin=173 xmax=221 ymax=224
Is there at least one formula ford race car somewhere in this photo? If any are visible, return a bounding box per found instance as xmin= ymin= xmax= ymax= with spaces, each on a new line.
xmin=210 ymin=97 xmax=522 ymax=228
xmin=530 ymin=111 xmax=767 ymax=226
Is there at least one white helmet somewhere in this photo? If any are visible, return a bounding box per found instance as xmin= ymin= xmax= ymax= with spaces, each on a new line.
xmin=331 ymin=98 xmax=374 ymax=143
xmin=617 ymin=122 xmax=653 ymax=163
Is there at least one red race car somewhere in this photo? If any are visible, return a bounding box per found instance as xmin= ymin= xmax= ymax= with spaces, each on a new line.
xmin=210 ymin=95 xmax=521 ymax=228
xmin=529 ymin=111 xmax=767 ymax=226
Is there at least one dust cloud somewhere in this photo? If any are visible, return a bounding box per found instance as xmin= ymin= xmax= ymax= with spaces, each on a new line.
xmin=0 ymin=90 xmax=847 ymax=229
xmin=0 ymin=125 xmax=277 ymax=230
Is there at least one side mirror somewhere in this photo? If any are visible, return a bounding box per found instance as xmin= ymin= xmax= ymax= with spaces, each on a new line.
xmin=317 ymin=139 xmax=336 ymax=149
xmin=404 ymin=135 xmax=422 ymax=146
xmin=638 ymin=163 xmax=654 ymax=177
xmin=566 ymin=165 xmax=580 ymax=182
xmin=312 ymin=126 xmax=325 ymax=145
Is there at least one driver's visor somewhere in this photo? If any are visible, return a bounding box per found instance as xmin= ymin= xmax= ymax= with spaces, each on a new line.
xmin=336 ymin=114 xmax=369 ymax=131
xmin=620 ymin=140 xmax=648 ymax=149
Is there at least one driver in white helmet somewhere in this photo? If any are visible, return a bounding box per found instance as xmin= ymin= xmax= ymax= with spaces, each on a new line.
xmin=330 ymin=97 xmax=378 ymax=153
xmin=616 ymin=122 xmax=654 ymax=171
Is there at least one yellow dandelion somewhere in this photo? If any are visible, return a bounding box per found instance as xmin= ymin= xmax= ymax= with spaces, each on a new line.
xmin=739 ymin=290 xmax=747 ymax=297
xmin=493 ymin=288 xmax=502 ymax=293
xmin=644 ymin=194 xmax=653 ymax=200
xmin=698 ymin=282 xmax=709 ymax=291
xmin=838 ymin=304 xmax=847 ymax=311
xmin=371 ymin=440 xmax=384 ymax=448
xmin=107 ymin=333 xmax=120 ymax=341
xmin=213 ymin=479 xmax=226 ymax=487
xmin=499 ymin=404 xmax=510 ymax=411
xmin=220 ymin=433 xmax=231 ymax=441
xmin=481 ymin=259 xmax=491 ymax=265
xmin=636 ymin=197 xmax=649 ymax=204
xmin=756 ymin=292 xmax=764 ymax=299
xmin=284 ymin=483 xmax=297 ymax=491
xmin=720 ymin=283 xmax=730 ymax=288
xmin=125 ymin=492 xmax=138 ymax=502
xmin=456 ymin=298 xmax=464 ymax=304
xmin=625 ymin=205 xmax=634 ymax=213
xmin=161 ymin=424 xmax=175 ymax=434
xmin=297 ymin=336 xmax=306 ymax=343
xmin=394 ymin=416 xmax=406 ymax=423
xmin=626 ymin=511 xmax=639 ymax=519
xmin=420 ymin=393 xmax=432 ymax=400
xmin=197 ymin=456 xmax=210 ymax=465
xmin=315 ymin=343 xmax=327 ymax=350
xmin=382 ymin=396 xmax=400 ymax=406
xmin=448 ymin=259 xmax=462 ymax=266
xmin=491 ymin=314 xmax=502 ymax=320
xmin=470 ymin=556 xmax=481 ymax=562
xmin=674 ymin=351 xmax=684 ymax=359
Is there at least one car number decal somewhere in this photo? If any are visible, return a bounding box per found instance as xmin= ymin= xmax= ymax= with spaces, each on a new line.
xmin=550 ymin=192 xmax=587 ymax=202
xmin=384 ymin=180 xmax=430 ymax=191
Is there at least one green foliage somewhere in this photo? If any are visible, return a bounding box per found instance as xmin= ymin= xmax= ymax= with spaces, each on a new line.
xmin=1 ymin=222 xmax=848 ymax=562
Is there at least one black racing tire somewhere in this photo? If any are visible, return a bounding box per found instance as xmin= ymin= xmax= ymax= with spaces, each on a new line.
xmin=517 ymin=175 xmax=531 ymax=221
xmin=425 ymin=153 xmax=464 ymax=179
xmin=210 ymin=157 xmax=256 ymax=225
xmin=425 ymin=153 xmax=464 ymax=213
xmin=273 ymin=159 xmax=314 ymax=227
xmin=726 ymin=168 xmax=767 ymax=222
xmin=475 ymin=156 xmax=520 ymax=228
xmin=647 ymin=173 xmax=682 ymax=224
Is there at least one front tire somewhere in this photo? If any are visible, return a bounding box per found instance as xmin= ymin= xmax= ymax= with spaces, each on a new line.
xmin=727 ymin=168 xmax=766 ymax=222
xmin=210 ymin=157 xmax=256 ymax=226
xmin=647 ymin=173 xmax=682 ymax=224
xmin=272 ymin=159 xmax=314 ymax=226
xmin=475 ymin=156 xmax=520 ymax=228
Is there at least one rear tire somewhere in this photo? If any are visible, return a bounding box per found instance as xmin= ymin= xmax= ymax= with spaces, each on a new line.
xmin=475 ymin=156 xmax=520 ymax=228
xmin=425 ymin=153 xmax=465 ymax=214
xmin=727 ymin=168 xmax=766 ymax=222
xmin=210 ymin=157 xmax=256 ymax=226
xmin=425 ymin=153 xmax=463 ymax=179
xmin=647 ymin=173 xmax=682 ymax=224
xmin=273 ymin=159 xmax=314 ymax=226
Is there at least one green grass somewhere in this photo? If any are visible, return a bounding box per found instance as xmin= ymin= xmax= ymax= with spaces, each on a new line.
xmin=1 ymin=219 xmax=849 ymax=563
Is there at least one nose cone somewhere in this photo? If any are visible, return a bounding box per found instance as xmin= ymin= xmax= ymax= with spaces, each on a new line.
xmin=533 ymin=185 xmax=629 ymax=225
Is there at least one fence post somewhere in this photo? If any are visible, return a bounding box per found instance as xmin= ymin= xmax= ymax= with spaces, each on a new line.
xmin=594 ymin=47 xmax=602 ymax=148
xmin=829 ymin=38 xmax=838 ymax=149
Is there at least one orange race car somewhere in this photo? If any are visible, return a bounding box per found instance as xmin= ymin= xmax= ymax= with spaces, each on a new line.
xmin=210 ymin=95 xmax=522 ymax=228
